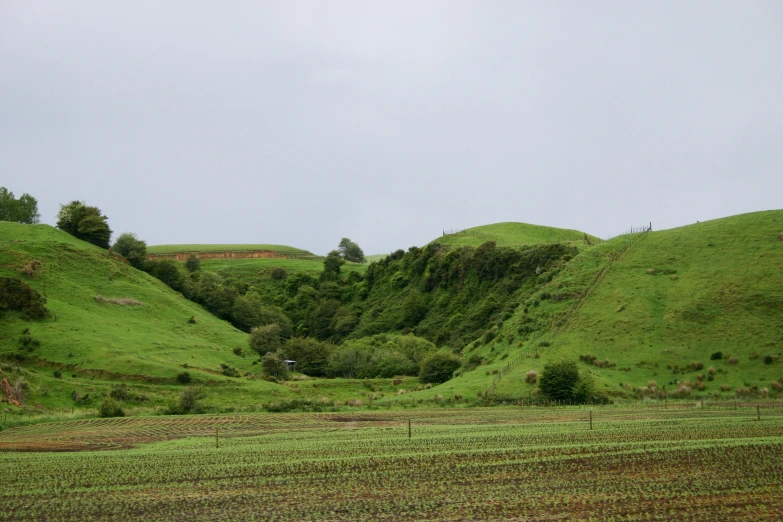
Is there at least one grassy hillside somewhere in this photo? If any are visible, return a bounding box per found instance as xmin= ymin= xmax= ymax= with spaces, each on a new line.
xmin=433 ymin=222 xmax=596 ymax=249
xmin=148 ymin=244 xmax=313 ymax=255
xmin=476 ymin=210 xmax=783 ymax=399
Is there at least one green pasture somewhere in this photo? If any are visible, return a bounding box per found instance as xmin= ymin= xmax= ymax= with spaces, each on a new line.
xmin=432 ymin=221 xmax=597 ymax=249
xmin=147 ymin=243 xmax=313 ymax=255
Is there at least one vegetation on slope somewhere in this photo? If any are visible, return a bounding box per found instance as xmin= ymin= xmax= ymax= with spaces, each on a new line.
xmin=148 ymin=244 xmax=314 ymax=255
xmin=483 ymin=210 xmax=783 ymax=399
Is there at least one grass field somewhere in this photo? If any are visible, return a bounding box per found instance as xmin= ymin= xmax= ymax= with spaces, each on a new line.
xmin=2 ymin=406 xmax=781 ymax=520
xmin=432 ymin=221 xmax=596 ymax=249
xmin=147 ymin=244 xmax=313 ymax=255
xmin=200 ymin=258 xmax=369 ymax=275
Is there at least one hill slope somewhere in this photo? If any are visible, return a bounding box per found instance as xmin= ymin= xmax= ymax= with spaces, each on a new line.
xmin=433 ymin=222 xmax=596 ymax=249
xmin=475 ymin=210 xmax=783 ymax=398
xmin=0 ymin=224 xmax=263 ymax=391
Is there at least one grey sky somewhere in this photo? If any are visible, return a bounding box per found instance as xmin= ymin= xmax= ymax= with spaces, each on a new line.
xmin=2 ymin=1 xmax=782 ymax=255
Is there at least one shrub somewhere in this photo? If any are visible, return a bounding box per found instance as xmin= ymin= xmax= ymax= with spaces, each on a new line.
xmin=171 ymin=386 xmax=206 ymax=414
xmin=98 ymin=398 xmax=125 ymax=418
xmin=220 ymin=363 xmax=240 ymax=378
xmin=282 ymin=337 xmax=333 ymax=377
xmin=53 ymin=370 xmax=62 ymax=379
xmin=419 ymin=352 xmax=461 ymax=384
xmin=539 ymin=360 xmax=594 ymax=403
xmin=269 ymin=266 xmax=287 ymax=279
xmin=749 ymin=352 xmax=760 ymax=360
xmin=249 ymin=324 xmax=282 ymax=356
xmin=0 ymin=277 xmax=49 ymax=319
xmin=233 ymin=347 xmax=244 ymax=357
xmin=538 ymin=340 xmax=551 ymax=347
xmin=261 ymin=351 xmax=289 ymax=379
xmin=763 ymin=355 xmax=775 ymax=365
xmin=526 ymin=370 xmax=537 ymax=384
xmin=710 ymin=352 xmax=723 ymax=360
xmin=687 ymin=361 xmax=704 ymax=371
xmin=726 ymin=357 xmax=739 ymax=365
xmin=176 ymin=371 xmax=191 ymax=384
xmin=720 ymin=384 xmax=732 ymax=392
xmin=110 ymin=384 xmax=131 ymax=400
xmin=185 ymin=254 xmax=201 ymax=273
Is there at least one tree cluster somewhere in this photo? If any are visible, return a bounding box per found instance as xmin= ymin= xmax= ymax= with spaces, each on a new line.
xmin=0 ymin=187 xmax=40 ymax=224
xmin=56 ymin=201 xmax=112 ymax=249
xmin=538 ymin=360 xmax=595 ymax=404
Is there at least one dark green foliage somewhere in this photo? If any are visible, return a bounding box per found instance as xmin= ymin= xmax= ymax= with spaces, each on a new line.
xmin=538 ymin=360 xmax=595 ymax=403
xmin=248 ymin=323 xmax=282 ymax=355
xmin=283 ymin=337 xmax=334 ymax=377
xmin=356 ymin=242 xmax=576 ymax=347
xmin=169 ymin=386 xmax=206 ymax=414
xmin=261 ymin=351 xmax=288 ymax=379
xmin=53 ymin=370 xmax=62 ymax=379
xmin=306 ymin=299 xmax=342 ymax=340
xmin=338 ymin=238 xmax=366 ymax=263
xmin=327 ymin=334 xmax=436 ymax=379
xmin=0 ymin=187 xmax=40 ymax=224
xmin=57 ymin=201 xmax=112 ymax=248
xmin=185 ymin=254 xmax=201 ymax=273
xmin=148 ymin=259 xmax=185 ymax=292
xmin=0 ymin=277 xmax=49 ymax=319
xmin=220 ymin=363 xmax=240 ymax=377
xmin=98 ymin=398 xmax=125 ymax=417
xmin=419 ymin=351 xmax=462 ymax=384
xmin=763 ymin=354 xmax=775 ymax=364
xmin=710 ymin=351 xmax=723 ymax=360
xmin=270 ymin=266 xmax=287 ymax=280
xmin=112 ymin=233 xmax=147 ymax=269
xmin=322 ymin=250 xmax=344 ymax=281
xmin=110 ymin=384 xmax=131 ymax=400
xmin=176 ymin=371 xmax=191 ymax=384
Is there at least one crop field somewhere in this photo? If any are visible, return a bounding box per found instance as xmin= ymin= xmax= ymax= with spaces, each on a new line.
xmin=2 ymin=407 xmax=782 ymax=521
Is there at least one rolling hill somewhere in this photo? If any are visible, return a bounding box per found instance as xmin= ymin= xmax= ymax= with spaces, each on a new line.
xmin=432 ymin=222 xmax=597 ymax=249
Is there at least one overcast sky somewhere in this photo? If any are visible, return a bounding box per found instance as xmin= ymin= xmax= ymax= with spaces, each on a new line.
xmin=1 ymin=1 xmax=782 ymax=255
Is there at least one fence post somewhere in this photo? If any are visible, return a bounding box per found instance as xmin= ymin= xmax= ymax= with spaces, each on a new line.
xmin=757 ymin=404 xmax=760 ymax=421
xmin=216 ymin=427 xmax=220 ymax=448
xmin=408 ymin=418 xmax=411 ymax=439
xmin=589 ymin=410 xmax=593 ymax=430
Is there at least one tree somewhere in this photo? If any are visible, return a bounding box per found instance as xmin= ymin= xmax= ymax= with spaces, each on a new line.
xmin=261 ymin=351 xmax=288 ymax=379
xmin=0 ymin=187 xmax=40 ymax=224
xmin=322 ymin=250 xmax=344 ymax=281
xmin=338 ymin=238 xmax=366 ymax=263
xmin=56 ymin=201 xmax=112 ymax=248
xmin=538 ymin=360 xmax=594 ymax=403
xmin=185 ymin=254 xmax=201 ymax=273
xmin=149 ymin=259 xmax=184 ymax=292
xmin=248 ymin=323 xmax=282 ymax=356
xmin=282 ymin=337 xmax=334 ymax=377
xmin=419 ymin=351 xmax=461 ymax=384
xmin=0 ymin=277 xmax=49 ymax=319
xmin=112 ymin=233 xmax=147 ymax=269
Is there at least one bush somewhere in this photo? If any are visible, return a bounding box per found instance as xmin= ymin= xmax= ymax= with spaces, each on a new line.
xmin=419 ymin=352 xmax=461 ymax=384
xmin=53 ymin=370 xmax=62 ymax=379
xmin=261 ymin=352 xmax=288 ymax=379
xmin=283 ymin=337 xmax=334 ymax=377
xmin=112 ymin=233 xmax=147 ymax=269
xmin=710 ymin=352 xmax=723 ymax=360
xmin=526 ymin=370 xmax=537 ymax=384
xmin=763 ymin=355 xmax=776 ymax=365
xmin=233 ymin=347 xmax=244 ymax=357
xmin=248 ymin=324 xmax=282 ymax=356
xmin=270 ymin=267 xmax=287 ymax=280
xmin=220 ymin=363 xmax=240 ymax=378
xmin=185 ymin=254 xmax=201 ymax=273
xmin=0 ymin=277 xmax=49 ymax=319
xmin=176 ymin=371 xmax=191 ymax=384
xmin=98 ymin=398 xmax=125 ymax=418
xmin=110 ymin=384 xmax=131 ymax=400
xmin=170 ymin=386 xmax=206 ymax=414
xmin=538 ymin=360 xmax=594 ymax=403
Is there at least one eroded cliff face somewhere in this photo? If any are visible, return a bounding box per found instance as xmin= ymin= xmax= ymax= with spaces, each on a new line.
xmin=148 ymin=250 xmax=293 ymax=262
xmin=0 ymin=367 xmax=21 ymax=407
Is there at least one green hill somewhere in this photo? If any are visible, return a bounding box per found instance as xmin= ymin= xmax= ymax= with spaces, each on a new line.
xmin=148 ymin=244 xmax=314 ymax=256
xmin=465 ymin=210 xmax=783 ymax=399
xmin=433 ymin=222 xmax=596 ymax=249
